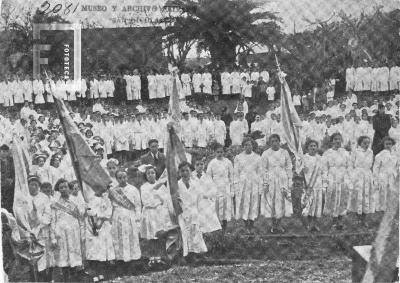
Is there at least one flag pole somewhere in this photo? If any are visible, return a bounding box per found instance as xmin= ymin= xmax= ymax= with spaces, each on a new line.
xmin=274 ymin=55 xmax=311 ymax=210
xmin=44 ymin=70 xmax=98 ymax=237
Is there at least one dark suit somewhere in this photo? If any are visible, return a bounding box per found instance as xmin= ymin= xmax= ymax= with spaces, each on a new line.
xmin=140 ymin=151 xmax=166 ymax=179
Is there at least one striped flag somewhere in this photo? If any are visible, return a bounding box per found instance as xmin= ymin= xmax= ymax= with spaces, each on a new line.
xmin=166 ymin=72 xmax=186 ymax=216
xmin=277 ymin=57 xmax=303 ymax=173
xmin=11 ymin=136 xmax=32 ymax=225
xmin=164 ymin=71 xmax=187 ymax=260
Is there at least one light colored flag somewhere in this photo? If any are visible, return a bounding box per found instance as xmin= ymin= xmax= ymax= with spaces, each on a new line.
xmin=277 ymin=56 xmax=303 ymax=173
xmin=362 ymin=170 xmax=399 ymax=283
xmin=165 ymin=72 xmax=187 ymax=260
xmin=11 ymin=136 xmax=32 ymax=227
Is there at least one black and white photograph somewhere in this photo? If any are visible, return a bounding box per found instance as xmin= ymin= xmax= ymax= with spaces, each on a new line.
xmin=0 ymin=0 xmax=399 ymax=282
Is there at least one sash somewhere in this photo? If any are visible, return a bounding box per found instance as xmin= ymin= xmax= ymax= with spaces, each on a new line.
xmin=109 ymin=187 xmax=136 ymax=212
xmin=301 ymin=159 xmax=321 ymax=208
xmin=51 ymin=200 xmax=80 ymax=219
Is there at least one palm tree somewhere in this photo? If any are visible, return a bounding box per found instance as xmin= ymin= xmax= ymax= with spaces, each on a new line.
xmin=162 ymin=0 xmax=282 ymax=69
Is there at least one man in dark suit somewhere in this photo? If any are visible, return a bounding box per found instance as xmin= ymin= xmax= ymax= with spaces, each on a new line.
xmin=140 ymin=139 xmax=166 ymax=179
xmin=372 ymin=104 xmax=392 ymax=155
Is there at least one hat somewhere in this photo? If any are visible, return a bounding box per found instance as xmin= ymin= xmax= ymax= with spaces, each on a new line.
xmin=0 ymin=144 xmax=10 ymax=151
xmin=33 ymin=153 xmax=47 ymax=162
xmin=93 ymin=143 xmax=104 ymax=151
xmin=27 ymin=175 xmax=41 ymax=184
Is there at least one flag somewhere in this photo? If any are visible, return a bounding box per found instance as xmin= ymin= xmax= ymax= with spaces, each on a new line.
xmin=10 ymin=137 xmax=44 ymax=264
xmin=277 ymin=56 xmax=304 ymax=173
xmin=362 ymin=171 xmax=399 ymax=283
xmin=164 ymin=73 xmax=187 ymax=260
xmin=52 ymin=89 xmax=112 ymax=199
xmin=166 ymin=73 xmax=186 ymax=216
xmin=12 ymin=136 xmax=32 ymax=219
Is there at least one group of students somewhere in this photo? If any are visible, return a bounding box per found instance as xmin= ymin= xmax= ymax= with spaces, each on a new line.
xmin=0 ymin=66 xmax=275 ymax=108
xmin=346 ymin=65 xmax=400 ymax=92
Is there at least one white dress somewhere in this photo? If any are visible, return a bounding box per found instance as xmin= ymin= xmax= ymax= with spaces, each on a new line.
xmin=109 ymin=184 xmax=142 ymax=261
xmin=233 ymin=152 xmax=262 ymax=221
xmin=124 ymin=75 xmax=133 ymax=100
xmin=373 ymin=149 xmax=399 ymax=212
xmin=177 ymin=179 xmax=208 ymax=256
xmin=192 ymin=172 xmax=222 ymax=233
xmin=302 ymin=154 xmax=324 ymax=218
xmin=221 ymin=72 xmax=231 ymax=95
xmin=140 ymin=182 xmax=177 ymax=239
xmin=260 ymin=148 xmax=293 ymax=219
xmin=206 ymin=158 xmax=234 ymax=221
xmin=181 ymin=73 xmax=192 ymax=97
xmin=348 ymin=148 xmax=375 ymax=214
xmin=231 ymin=72 xmax=241 ymax=94
xmin=85 ymin=194 xmax=115 ymax=261
xmin=132 ymin=75 xmax=141 ymax=100
xmin=33 ymin=79 xmax=45 ymax=104
xmin=202 ymin=72 xmax=212 ymax=94
xmin=322 ymin=148 xmax=351 ymax=217
xmin=147 ymin=75 xmax=157 ymax=99
xmin=33 ymin=192 xmax=55 ymax=272
xmin=51 ymin=197 xmax=84 ymax=267
xmin=114 ymin=123 xmax=129 ymax=151
xmin=156 ymin=74 xmax=165 ymax=98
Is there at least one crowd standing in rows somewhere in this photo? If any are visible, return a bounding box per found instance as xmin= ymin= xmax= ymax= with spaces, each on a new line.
xmin=1 ymin=67 xmax=400 ymax=282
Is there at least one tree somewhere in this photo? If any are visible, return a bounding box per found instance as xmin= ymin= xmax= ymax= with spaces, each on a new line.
xmin=163 ymin=0 xmax=283 ymax=69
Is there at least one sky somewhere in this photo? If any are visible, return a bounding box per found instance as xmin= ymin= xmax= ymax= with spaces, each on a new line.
xmin=258 ymin=0 xmax=399 ymax=33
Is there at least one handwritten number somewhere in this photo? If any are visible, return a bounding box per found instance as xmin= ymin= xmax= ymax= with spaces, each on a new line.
xmin=73 ymin=3 xmax=79 ymax=13
xmin=64 ymin=3 xmax=72 ymax=15
xmin=52 ymin=4 xmax=62 ymax=14
xmin=39 ymin=1 xmax=51 ymax=15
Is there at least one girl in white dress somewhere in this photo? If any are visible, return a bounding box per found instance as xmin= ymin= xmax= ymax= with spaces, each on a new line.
xmin=373 ymin=137 xmax=399 ymax=212
xmin=233 ymin=138 xmax=262 ymax=231
xmin=140 ymin=166 xmax=177 ymax=263
xmin=33 ymin=180 xmax=55 ymax=282
xmin=302 ymin=140 xmax=324 ymax=232
xmin=261 ymin=134 xmax=293 ymax=233
xmin=106 ymin=159 xmax=119 ymax=187
xmin=323 ymin=133 xmax=351 ymax=230
xmin=206 ymin=144 xmax=234 ymax=230
xmin=177 ymin=162 xmax=208 ymax=261
xmin=192 ymin=158 xmax=222 ymax=234
xmin=109 ymin=170 xmax=141 ymax=265
xmin=147 ymin=70 xmax=157 ymax=99
xmin=85 ymin=188 xmax=115 ymax=282
xmin=51 ymin=178 xmax=84 ymax=282
xmin=348 ymin=136 xmax=375 ymax=227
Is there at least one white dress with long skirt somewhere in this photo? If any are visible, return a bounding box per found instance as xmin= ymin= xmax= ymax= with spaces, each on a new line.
xmin=260 ymin=148 xmax=293 ymax=219
xmin=302 ymin=154 xmax=324 ymax=218
xmin=85 ymin=194 xmax=115 ymax=261
xmin=51 ymin=197 xmax=84 ymax=268
xmin=233 ymin=152 xmax=262 ymax=221
xmin=140 ymin=182 xmax=177 ymax=239
xmin=191 ymin=172 xmax=222 ymax=233
xmin=177 ymin=179 xmax=208 ymax=256
xmin=33 ymin=192 xmax=55 ymax=272
xmin=348 ymin=148 xmax=375 ymax=214
xmin=373 ymin=149 xmax=399 ymax=212
xmin=109 ymin=184 xmax=142 ymax=261
xmin=322 ymin=148 xmax=351 ymax=217
xmin=206 ymin=158 xmax=234 ymax=222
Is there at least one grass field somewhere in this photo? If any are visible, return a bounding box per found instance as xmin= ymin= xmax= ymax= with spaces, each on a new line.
xmin=7 ymin=213 xmax=379 ymax=282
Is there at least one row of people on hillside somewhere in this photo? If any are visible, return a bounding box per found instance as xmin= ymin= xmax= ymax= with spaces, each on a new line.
xmin=346 ymin=65 xmax=400 ymax=92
